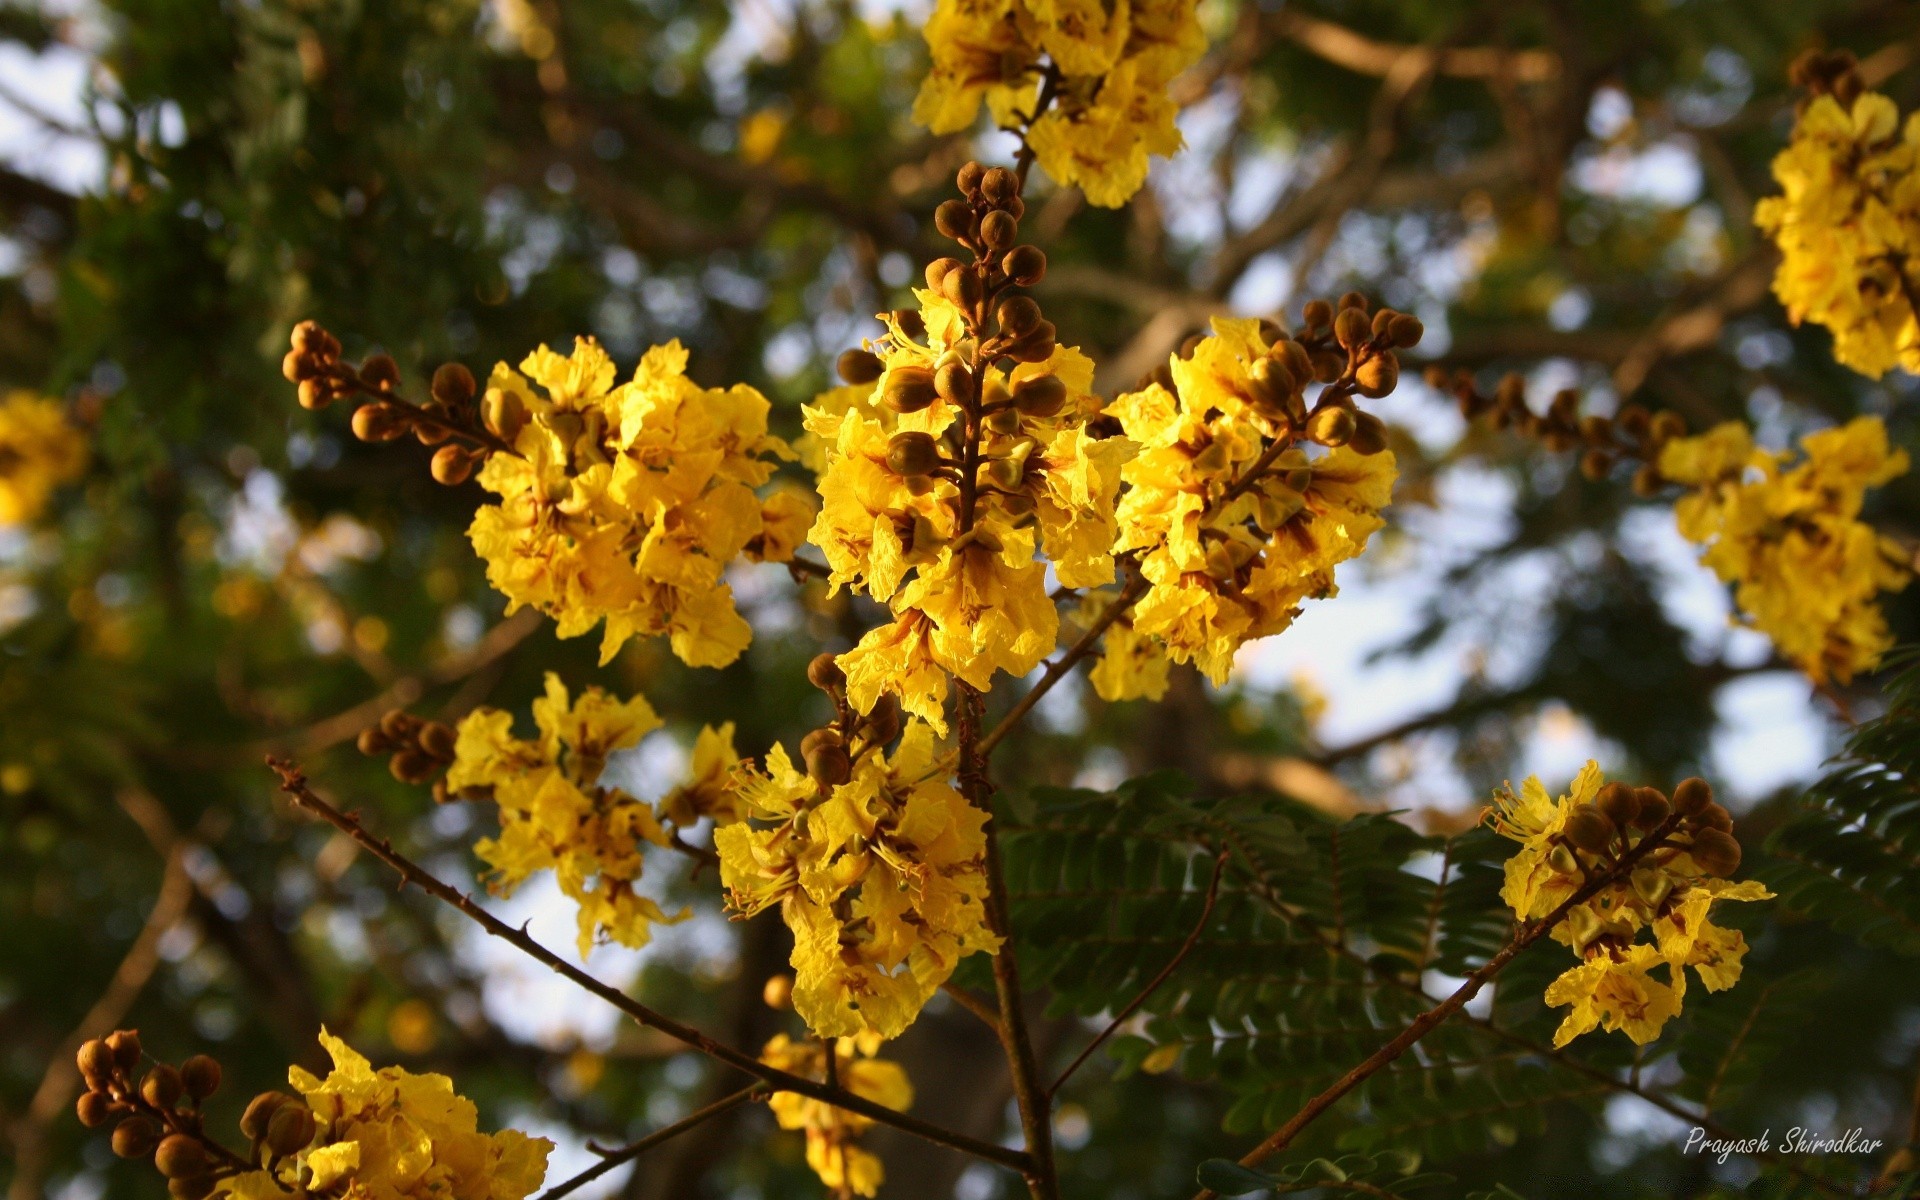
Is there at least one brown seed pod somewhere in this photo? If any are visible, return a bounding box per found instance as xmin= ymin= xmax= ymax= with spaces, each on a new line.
xmin=1596 ymin=782 xmax=1641 ymax=828
xmin=807 ymin=652 xmax=846 ymax=692
xmin=430 ymin=444 xmax=475 ymax=487
xmin=1012 ymin=373 xmax=1067 ymax=418
xmin=1002 ymin=245 xmax=1046 ymax=286
xmin=240 ymin=1092 xmax=291 ymax=1142
xmin=1301 ymin=299 xmax=1333 ymax=330
xmin=154 ymin=1134 xmax=209 ymax=1181
xmin=997 ymin=295 xmax=1041 ymax=337
xmin=886 ymin=431 xmax=942 ymax=477
xmin=419 ymin=722 xmax=457 ymax=761
xmin=263 ymin=1103 xmax=318 ymax=1157
xmin=1305 ymin=406 xmax=1356 ymax=447
xmin=179 ymin=1055 xmax=221 ymax=1103
xmin=77 ymin=1091 xmax=116 ymax=1128
xmin=1564 ymin=805 xmax=1617 ymax=853
xmin=1333 ymin=307 xmax=1371 ymax=350
xmin=1348 ymin=412 xmax=1390 ymax=456
xmin=1354 ymin=354 xmax=1399 ymax=399
xmin=1671 ymin=776 xmax=1713 ymax=816
xmin=430 ymin=363 xmax=477 ymax=407
xmin=113 ymin=1116 xmax=161 ymax=1159
xmin=980 ymin=209 xmax=1018 ymax=251
xmin=881 ymin=366 xmax=938 ymax=414
xmin=935 ymin=361 xmax=975 ymax=406
xmin=106 ymin=1031 xmax=143 ymax=1073
xmin=1689 ymin=828 xmax=1742 ymax=877
xmin=142 ymin=1065 xmax=184 ymax=1110
xmin=933 ymin=199 xmax=973 ymax=241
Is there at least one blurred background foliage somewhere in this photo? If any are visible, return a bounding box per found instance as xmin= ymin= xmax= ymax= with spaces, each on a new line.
xmin=5 ymin=0 xmax=1920 ymax=1197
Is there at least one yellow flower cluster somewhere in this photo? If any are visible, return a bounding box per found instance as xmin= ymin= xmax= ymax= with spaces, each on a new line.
xmin=809 ymin=291 xmax=1134 ymax=733
xmin=469 ymin=338 xmax=812 ymax=669
xmin=0 ymin=390 xmax=87 ymax=526
xmin=217 ymin=1030 xmax=551 ymax=1200
xmin=1104 ymin=319 xmax=1397 ymax=689
xmin=1488 ymin=764 xmax=1770 ymax=1048
xmin=913 ymin=0 xmax=1206 ymax=206
xmin=1659 ymin=416 xmax=1910 ymax=684
xmin=1755 ymin=88 xmax=1920 ymax=377
xmin=760 ymin=1034 xmax=912 ymax=1197
xmin=716 ymin=719 xmax=1000 ymax=1039
xmin=447 ymin=673 xmax=739 ymax=958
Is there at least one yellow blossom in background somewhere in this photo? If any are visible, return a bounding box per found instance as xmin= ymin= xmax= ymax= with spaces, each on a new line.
xmin=657 ymin=721 xmax=746 ymax=828
xmin=214 ymin=1029 xmax=551 ymax=1200
xmin=1077 ymin=589 xmax=1170 ymax=702
xmin=716 ymin=720 xmax=1000 ymax=1039
xmin=806 ymin=293 xmax=1135 ymax=732
xmin=912 ymin=0 xmax=1206 ymax=207
xmin=0 ymin=391 xmax=87 ymax=526
xmin=1659 ymin=416 xmax=1910 ymax=684
xmin=760 ymin=1034 xmax=911 ymax=1197
xmin=1755 ymin=89 xmax=1920 ymax=377
xmin=468 ymin=338 xmax=810 ymax=669
xmin=447 ymin=673 xmax=684 ymax=958
xmin=1486 ymin=762 xmax=1773 ymax=1048
xmin=1107 ymin=318 xmax=1395 ymax=685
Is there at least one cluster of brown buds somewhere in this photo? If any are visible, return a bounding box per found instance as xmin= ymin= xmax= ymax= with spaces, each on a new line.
xmin=1428 ymin=367 xmax=1691 ymax=492
xmin=75 ymin=1030 xmax=252 ymax=1198
xmin=358 ymin=707 xmax=458 ymax=800
xmin=799 ymin=652 xmax=902 ymax=787
xmin=1788 ymin=47 xmax=1863 ymax=112
xmin=282 ymin=320 xmax=511 ymax=485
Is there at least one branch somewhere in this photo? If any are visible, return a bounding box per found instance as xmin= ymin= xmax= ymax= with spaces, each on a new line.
xmin=1193 ymin=811 xmax=1687 ymax=1198
xmin=537 ymin=1086 xmax=764 ymax=1200
xmin=1049 ymin=851 xmax=1228 ymax=1097
xmin=1271 ymin=10 xmax=1561 ymax=84
xmin=977 ymin=570 xmax=1149 ymax=758
xmin=265 ymin=757 xmax=1033 ymax=1176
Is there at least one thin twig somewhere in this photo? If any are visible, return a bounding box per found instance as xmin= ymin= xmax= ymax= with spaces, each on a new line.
xmin=1049 ymin=851 xmax=1229 ymax=1097
xmin=537 ymin=1086 xmax=763 ymax=1200
xmin=266 ymin=757 xmax=1032 ymax=1175
xmin=1192 ymin=812 xmax=1688 ymax=1199
xmin=976 ymin=570 xmax=1149 ymax=758
xmin=940 ymin=982 xmax=1006 ymax=1039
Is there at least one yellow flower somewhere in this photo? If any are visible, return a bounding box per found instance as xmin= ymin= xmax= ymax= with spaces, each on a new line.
xmin=1486 ymin=760 xmax=1603 ymax=921
xmin=1755 ymin=90 xmax=1920 ymax=377
xmin=761 ymin=1034 xmax=912 ymax=1198
xmin=657 ymin=722 xmax=746 ymax=828
xmin=1027 ymin=57 xmax=1184 ymax=207
xmin=1078 ymin=590 xmax=1170 ymax=702
xmin=468 ymin=338 xmax=802 ymax=669
xmin=716 ymin=720 xmax=1000 ymax=1039
xmin=912 ymin=0 xmax=1038 ymax=136
xmin=448 ymin=673 xmax=684 ymax=958
xmin=214 ymin=1029 xmax=551 ymax=1200
xmin=1543 ymin=944 xmax=1682 ymax=1048
xmin=0 ymin=391 xmax=87 ymax=526
xmin=1652 ymin=878 xmax=1772 ymax=996
xmin=1659 ymin=417 xmax=1910 ymax=684
xmin=1107 ymin=320 xmax=1396 ymax=683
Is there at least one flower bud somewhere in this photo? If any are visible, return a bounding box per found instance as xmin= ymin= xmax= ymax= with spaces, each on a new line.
xmin=804 ymin=738 xmax=851 ymax=787
xmin=924 ymin=257 xmax=962 ymax=292
xmin=985 ymin=457 xmax=1025 ymax=491
xmin=142 ymin=1065 xmax=183 ymax=1110
xmin=1689 ymin=828 xmax=1742 ymax=877
xmin=169 ymin=1178 xmax=216 ymax=1200
xmin=481 ymin=388 xmax=527 ymax=444
xmin=112 ymin=1115 xmax=161 ymax=1159
xmin=881 ymin=366 xmax=938 ymax=414
xmin=1244 ymin=357 xmax=1293 ymax=416
xmin=1596 ymin=782 xmax=1640 ymax=828
xmin=1354 ymin=354 xmax=1398 ymax=399
xmin=297 ymin=379 xmax=331 ymax=410
xmin=1333 ymin=307 xmax=1371 ymax=350
xmin=1387 ymin=313 xmax=1424 ymax=348
xmin=155 ymin=1135 xmax=209 ymax=1180
xmin=997 ymin=295 xmax=1041 ymax=336
xmin=935 ymin=361 xmax=975 ymax=406
xmin=430 ymin=363 xmax=476 ymax=407
xmin=1002 ymin=245 xmax=1046 ymax=286
xmin=981 ymin=166 xmax=1018 ymax=205
xmin=865 ymin=694 xmax=903 ymax=744
xmin=934 ymin=199 xmax=973 ymax=241
xmin=179 ymin=1056 xmax=221 ymax=1102
xmin=1566 ymin=904 xmax=1603 ymax=953
xmin=78 ymin=1039 xmax=115 ymax=1087
xmin=1696 ymin=802 xmax=1734 ymax=833
xmin=1671 ymin=777 xmax=1712 ymax=816
xmin=240 ymin=1093 xmax=291 ymax=1142
xmin=391 ymin=749 xmax=438 ymax=784
xmin=430 ymin=444 xmax=476 ymax=486
xmin=980 ymin=210 xmax=1017 ymax=250
xmin=956 ymin=160 xmax=985 ymax=194
xmin=1631 ymin=464 xmax=1661 ymax=497
xmin=806 ymin=652 xmax=845 ymax=693
xmin=77 ymin=1091 xmax=115 ymax=1128
xmin=1347 ymin=411 xmax=1389 ymax=456
xmin=1305 ymin=406 xmax=1355 ymax=447
xmin=1564 ymin=805 xmax=1616 ymax=853
xmin=419 ymin=722 xmax=457 ymax=761
xmin=1310 ymin=349 xmax=1345 ymax=383
xmin=360 ymin=353 xmax=400 ymax=392
xmin=1548 ymin=843 xmax=1580 ymax=876
xmin=351 ymin=402 xmax=410 ymax=443
xmin=1337 ymin=290 xmax=1369 ymax=312
xmin=1012 ymin=373 xmax=1067 ymax=418
xmin=832 ymin=348 xmax=883 ymax=387
xmin=1650 ymin=410 xmax=1687 ymax=442
xmin=1632 ymin=791 xmax=1670 ymax=829
xmin=762 ymin=973 xmax=794 ymax=1010
xmin=886 ymin=431 xmax=942 ymax=477
xmin=291 ymin=320 xmax=327 ymax=356
xmin=1007 ymin=320 xmax=1056 ymax=363
xmin=1579 ymin=450 xmax=1614 ymax=481
xmin=1301 ymin=299 xmax=1333 ymax=330
xmin=264 ymin=1103 xmax=318 ymax=1157
xmin=106 ymin=1031 xmax=143 ymax=1073
xmin=942 ymin=263 xmax=983 ymax=308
